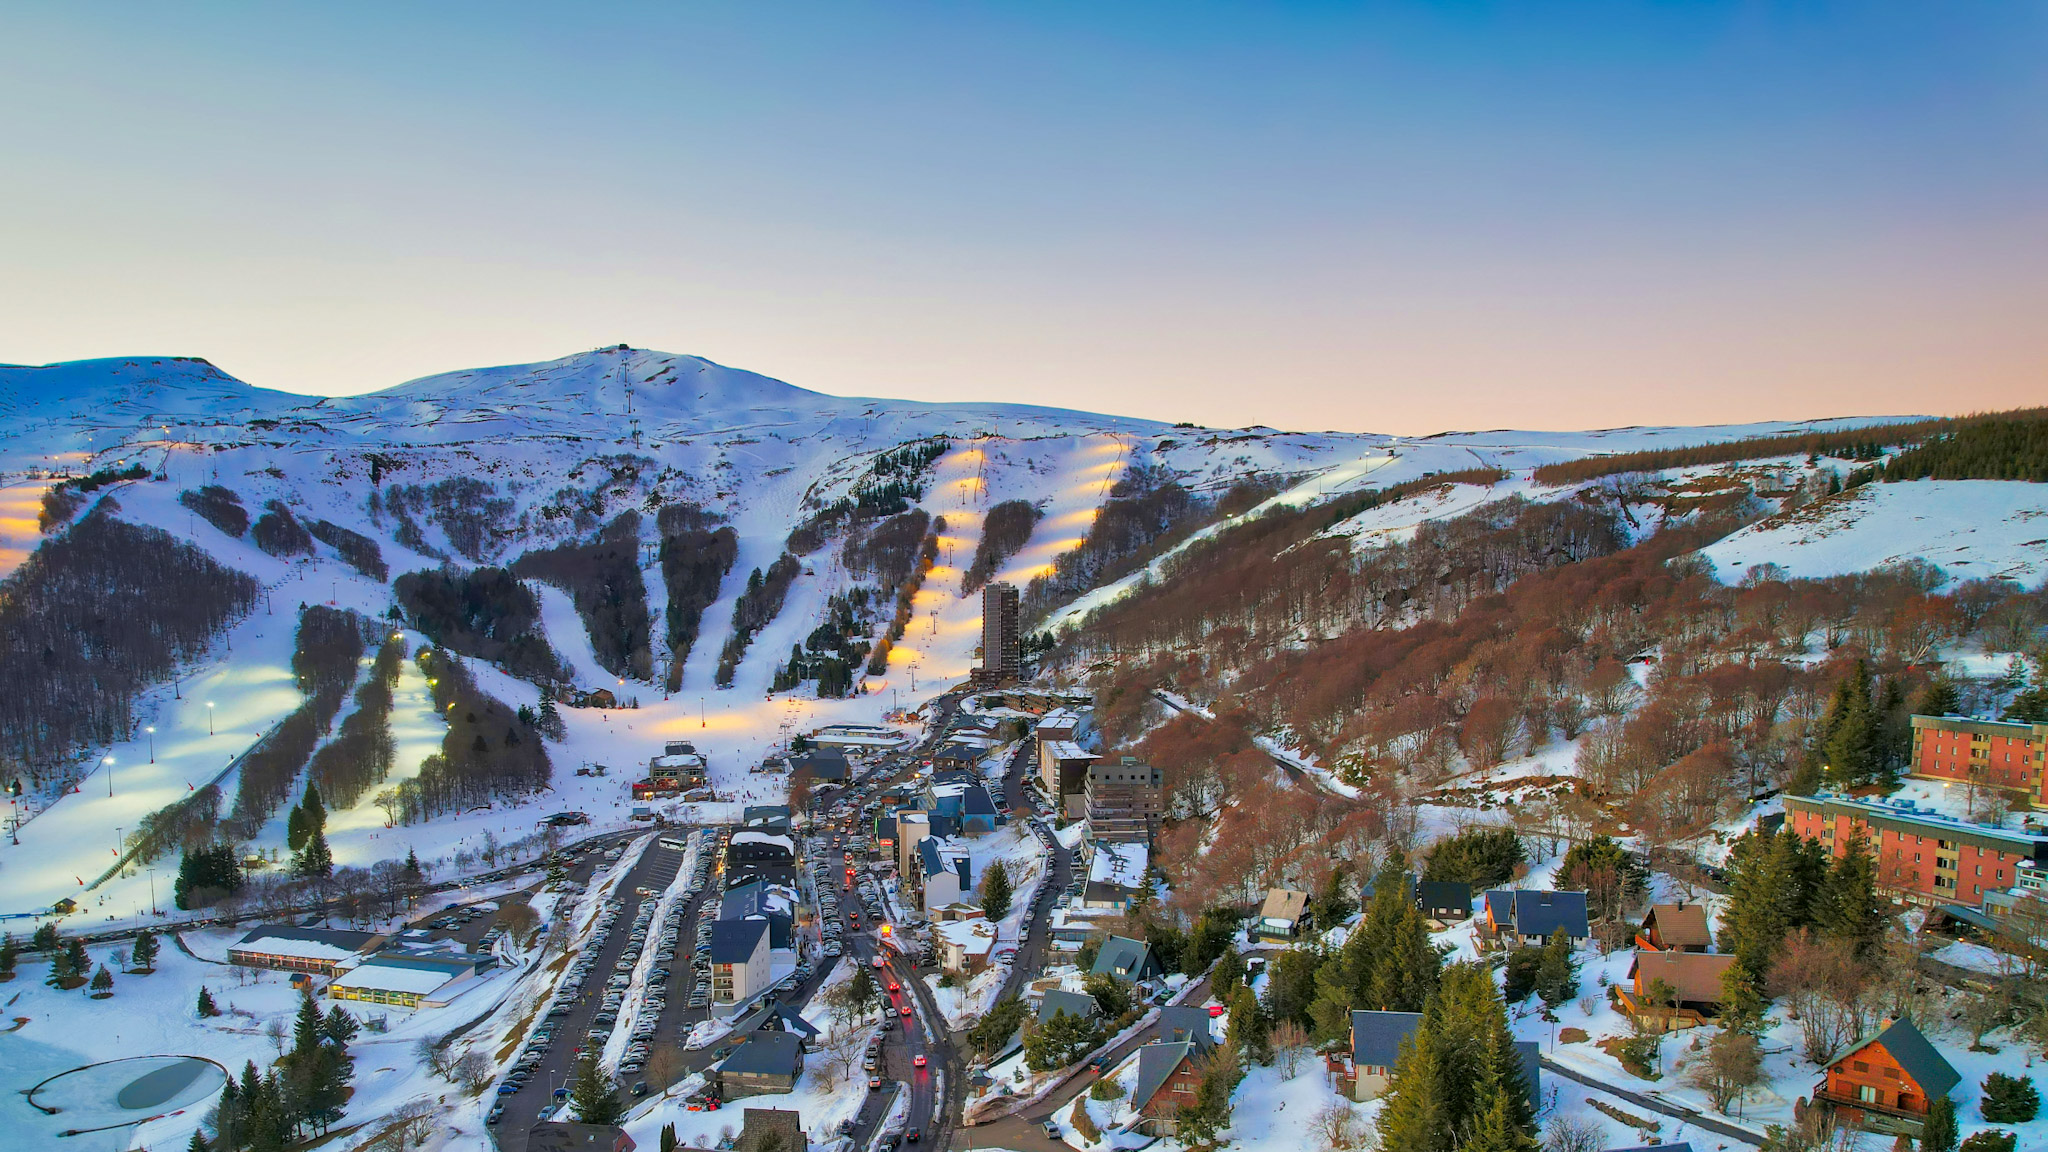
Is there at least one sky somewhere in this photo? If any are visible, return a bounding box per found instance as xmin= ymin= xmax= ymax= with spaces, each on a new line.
xmin=1 ymin=3 xmax=2043 ymax=435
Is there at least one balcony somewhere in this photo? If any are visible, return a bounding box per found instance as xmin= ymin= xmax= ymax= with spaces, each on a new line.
xmin=1812 ymin=1083 xmax=1928 ymax=1136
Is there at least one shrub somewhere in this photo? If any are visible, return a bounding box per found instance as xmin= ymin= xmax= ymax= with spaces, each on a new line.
xmin=180 ymin=486 xmax=248 ymax=537
xmin=252 ymin=500 xmax=314 ymax=557
xmin=1089 ymin=1079 xmax=1123 ymax=1102
xmin=1960 ymin=1132 xmax=2017 ymax=1152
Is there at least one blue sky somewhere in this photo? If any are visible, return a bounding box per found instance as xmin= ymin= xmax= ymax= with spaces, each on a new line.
xmin=1 ymin=3 xmax=2042 ymax=432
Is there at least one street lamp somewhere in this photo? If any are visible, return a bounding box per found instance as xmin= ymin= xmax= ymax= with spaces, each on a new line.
xmin=146 ymin=725 xmax=156 ymax=764
xmin=104 ymin=755 xmax=115 ymax=798
xmin=206 ymin=702 xmax=215 ymax=736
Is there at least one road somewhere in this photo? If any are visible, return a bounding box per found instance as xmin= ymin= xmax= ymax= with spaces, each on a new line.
xmin=1539 ymin=1055 xmax=1765 ymax=1148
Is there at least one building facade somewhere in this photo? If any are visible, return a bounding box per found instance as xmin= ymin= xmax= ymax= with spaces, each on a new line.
xmin=1909 ymin=714 xmax=2048 ymax=799
xmin=976 ymin=582 xmax=1020 ymax=685
xmin=1785 ymin=793 xmax=2048 ymax=908
xmin=1085 ymin=756 xmax=1163 ymax=844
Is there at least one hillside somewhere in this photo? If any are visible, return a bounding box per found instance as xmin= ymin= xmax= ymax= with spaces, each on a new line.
xmin=0 ymin=346 xmax=2039 ymax=928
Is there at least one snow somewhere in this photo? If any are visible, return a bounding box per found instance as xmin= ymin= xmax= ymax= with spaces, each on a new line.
xmin=1698 ymin=480 xmax=2048 ymax=588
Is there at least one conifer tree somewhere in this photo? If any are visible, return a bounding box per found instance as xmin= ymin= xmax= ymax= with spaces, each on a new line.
xmin=0 ymin=932 xmax=16 ymax=980
xmin=659 ymin=1123 xmax=679 ymax=1152
xmin=286 ymin=802 xmax=309 ymax=852
xmin=294 ymin=825 xmax=333 ymax=879
xmin=569 ymin=1050 xmax=625 ymax=1124
xmin=1820 ymin=662 xmax=1879 ymax=789
xmin=130 ymin=927 xmax=159 ymax=972
xmin=49 ymin=939 xmax=77 ymax=987
xmin=1813 ymin=835 xmax=1885 ymax=956
xmin=980 ymin=860 xmax=1012 ymax=920
xmin=1535 ymin=929 xmax=1579 ymax=1007
xmin=302 ymin=783 xmax=326 ymax=833
xmin=90 ymin=964 xmax=114 ymax=996
xmin=197 ymin=985 xmax=220 ymax=1017
xmin=1227 ymin=985 xmax=1269 ymax=1064
xmin=1922 ymin=1095 xmax=1959 ymax=1152
xmin=187 ymin=1130 xmax=210 ymax=1152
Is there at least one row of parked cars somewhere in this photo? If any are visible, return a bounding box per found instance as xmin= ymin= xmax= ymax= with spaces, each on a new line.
xmin=617 ymin=831 xmax=719 ymax=1076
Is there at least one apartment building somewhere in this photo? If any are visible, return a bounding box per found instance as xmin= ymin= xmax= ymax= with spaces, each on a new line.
xmin=1909 ymin=714 xmax=2048 ymax=799
xmin=1785 ymin=792 xmax=2048 ymax=907
xmin=1085 ymin=755 xmax=1162 ymax=844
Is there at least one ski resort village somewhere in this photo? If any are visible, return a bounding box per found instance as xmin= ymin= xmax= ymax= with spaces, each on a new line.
xmin=3 ymin=350 xmax=2048 ymax=1152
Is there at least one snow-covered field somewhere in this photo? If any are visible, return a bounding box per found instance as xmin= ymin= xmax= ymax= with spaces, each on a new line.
xmin=1698 ymin=479 xmax=2048 ymax=588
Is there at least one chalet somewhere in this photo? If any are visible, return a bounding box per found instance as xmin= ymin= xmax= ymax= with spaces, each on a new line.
xmin=1037 ymin=988 xmax=1100 ymax=1025
xmin=1131 ymin=1041 xmax=1203 ymax=1136
xmin=1337 ymin=1010 xmax=1422 ymax=1102
xmin=1091 ymin=936 xmax=1161 ymax=983
xmin=1815 ymin=1017 xmax=1959 ymax=1136
xmin=917 ymin=837 xmax=973 ymax=912
xmin=1482 ymin=889 xmax=1590 ymax=947
xmin=787 ymin=749 xmax=850 ymax=783
xmin=230 ymin=925 xmax=383 ymax=977
xmin=526 ymin=1122 xmax=635 ymax=1152
xmin=1157 ymin=1005 xmax=1217 ymax=1051
xmin=717 ymin=1029 xmax=805 ymax=1097
xmin=1637 ymin=904 xmax=1712 ymax=952
xmin=1616 ymin=951 xmax=1738 ymax=1031
xmin=730 ymin=1001 xmax=820 ymax=1049
xmin=735 ymin=1108 xmax=807 ymax=1152
xmin=1417 ymin=880 xmax=1474 ymax=922
xmin=742 ymin=804 xmax=793 ymax=833
xmin=1256 ymin=888 xmax=1311 ymax=943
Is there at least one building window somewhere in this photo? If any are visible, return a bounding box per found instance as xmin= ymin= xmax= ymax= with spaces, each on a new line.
xmin=1856 ymin=1084 xmax=1881 ymax=1104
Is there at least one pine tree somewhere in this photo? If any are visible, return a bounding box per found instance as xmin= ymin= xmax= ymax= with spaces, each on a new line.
xmin=1915 ymin=679 xmax=1962 ymax=721
xmin=1813 ymin=835 xmax=1885 ymax=956
xmin=1463 ymin=1089 xmax=1538 ymax=1152
xmin=293 ymin=991 xmax=326 ymax=1052
xmin=1312 ymin=867 xmax=1356 ymax=928
xmin=302 ymin=783 xmax=325 ymax=833
xmin=1922 ymin=1095 xmax=1959 ymax=1152
xmin=0 ymin=932 xmax=16 ymax=980
xmin=322 ymin=1004 xmax=360 ymax=1044
xmin=1535 ymin=929 xmax=1579 ymax=1007
xmin=1227 ymin=985 xmax=1269 ymax=1064
xmin=286 ymin=803 xmax=309 ymax=852
xmin=1820 ymin=662 xmax=1879 ymax=788
xmin=659 ymin=1123 xmax=679 ymax=1152
xmin=130 ymin=928 xmax=158 ymax=972
xmin=981 ymin=860 xmax=1013 ymax=920
xmin=294 ymin=826 xmax=333 ymax=879
xmin=197 ymin=985 xmax=220 ymax=1017
xmin=90 ymin=964 xmax=114 ymax=996
xmin=569 ymin=1050 xmax=624 ymax=1124
xmin=188 ymin=1130 xmax=211 ymax=1152
xmin=401 ymin=848 xmax=424 ymax=885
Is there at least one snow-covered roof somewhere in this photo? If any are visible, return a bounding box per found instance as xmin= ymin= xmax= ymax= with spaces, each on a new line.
xmin=1042 ymin=740 xmax=1095 ymax=763
xmin=331 ymin=955 xmax=481 ymax=995
xmin=731 ymin=831 xmax=794 ymax=850
xmin=936 ymin=918 xmax=997 ymax=956
xmin=1089 ymin=844 xmax=1147 ymax=887
xmin=231 ymin=926 xmax=379 ymax=962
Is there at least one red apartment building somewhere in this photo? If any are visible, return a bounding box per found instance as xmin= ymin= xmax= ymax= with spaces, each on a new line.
xmin=1909 ymin=714 xmax=2048 ymax=798
xmin=1785 ymin=792 xmax=2048 ymax=908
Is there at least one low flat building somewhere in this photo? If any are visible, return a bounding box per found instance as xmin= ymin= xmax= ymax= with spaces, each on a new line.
xmin=327 ymin=948 xmax=495 ymax=1009
xmin=807 ymin=724 xmax=910 ymax=753
xmin=727 ymin=830 xmax=796 ymax=866
xmin=229 ymin=925 xmax=383 ymax=977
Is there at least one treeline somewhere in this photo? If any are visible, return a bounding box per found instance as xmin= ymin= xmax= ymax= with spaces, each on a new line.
xmin=1022 ymin=462 xmax=1198 ymax=622
xmin=374 ymin=477 xmax=513 ymax=561
xmin=866 ymin=516 xmax=945 ymax=676
xmin=656 ymin=503 xmax=739 ymax=690
xmin=37 ymin=464 xmax=149 ymax=531
xmin=787 ymin=436 xmax=948 ymax=553
xmin=1320 ymin=468 xmax=1508 ymax=524
xmin=1881 ymin=413 xmax=2048 ymax=482
xmin=307 ymin=634 xmax=405 ymax=809
xmin=127 ymin=783 xmax=224 ymax=876
xmin=390 ymin=648 xmax=550 ymax=823
xmin=223 ymin=607 xmax=366 ymax=838
xmin=252 ymin=500 xmax=314 ymax=558
xmin=307 ymin=519 xmax=388 ymax=580
xmin=180 ymin=486 xmax=249 ymax=537
xmin=0 ymin=501 xmax=257 ymax=780
xmin=715 ymin=553 xmax=802 ymax=686
xmin=845 ymin=509 xmax=931 ymax=592
xmin=393 ymin=566 xmax=563 ymax=682
xmin=962 ymin=499 xmax=1040 ymax=594
xmin=514 ymin=512 xmax=654 ymax=680
xmin=1530 ymin=406 xmax=2048 ymax=486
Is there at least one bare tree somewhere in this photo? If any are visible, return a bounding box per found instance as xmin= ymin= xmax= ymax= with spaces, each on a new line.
xmin=452 ymin=1050 xmax=493 ymax=1092
xmin=385 ymin=1097 xmax=436 ymax=1150
xmin=1541 ymin=1113 xmax=1604 ymax=1152
xmin=1768 ymin=930 xmax=1863 ymax=1063
xmin=1311 ymin=1101 xmax=1373 ymax=1150
xmin=414 ymin=1036 xmax=453 ymax=1080
xmin=1272 ymin=1020 xmax=1312 ymax=1078
xmin=1685 ymin=1028 xmax=1763 ymax=1115
xmin=265 ymin=1016 xmax=287 ymax=1056
xmin=646 ymin=1046 xmax=684 ymax=1093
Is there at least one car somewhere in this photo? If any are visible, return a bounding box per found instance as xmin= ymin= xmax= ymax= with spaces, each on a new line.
xmin=1043 ymin=1121 xmax=1062 ymax=1139
xmin=907 ymin=1129 xmax=921 ymax=1143
xmin=1207 ymin=1003 xmax=1226 ymax=1018
xmin=887 ymin=980 xmax=900 ymax=992
xmin=873 ymin=956 xmax=887 ymax=969
xmin=913 ymin=1054 xmax=926 ymax=1068
xmin=487 ymin=1105 xmax=505 ymax=1124
xmin=869 ymin=1076 xmax=883 ymax=1090
xmin=496 ymin=1084 xmax=519 ymax=1096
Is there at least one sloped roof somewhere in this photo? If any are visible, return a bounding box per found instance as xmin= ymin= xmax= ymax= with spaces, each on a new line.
xmin=1131 ymin=1041 xmax=1197 ymax=1112
xmin=232 ymin=925 xmax=379 ymax=960
xmin=738 ymin=1108 xmax=805 ymax=1152
xmin=732 ymin=1000 xmax=820 ymax=1039
xmin=1350 ymin=1010 xmax=1423 ymax=1068
xmin=1416 ymin=880 xmax=1473 ymax=914
xmin=1642 ymin=903 xmax=1712 ymax=948
xmin=1627 ymin=950 xmax=1737 ymax=1003
xmin=1511 ymin=890 xmax=1590 ymax=938
xmin=1038 ymin=989 xmax=1099 ymax=1023
xmin=1091 ymin=935 xmax=1154 ymax=979
xmin=1513 ymin=1040 xmax=1541 ymax=1110
xmin=1260 ymin=888 xmax=1309 ymax=923
xmin=1158 ymin=1006 xmax=1216 ymax=1052
xmin=708 ymin=919 xmax=769 ymax=964
xmin=1830 ymin=1017 xmax=1960 ymax=1100
xmin=721 ymin=1029 xmax=802 ymax=1077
